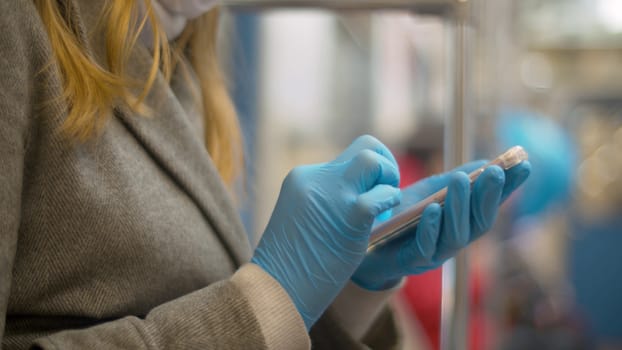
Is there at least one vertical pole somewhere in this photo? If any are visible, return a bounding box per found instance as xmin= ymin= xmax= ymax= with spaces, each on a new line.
xmin=441 ymin=1 xmax=472 ymax=350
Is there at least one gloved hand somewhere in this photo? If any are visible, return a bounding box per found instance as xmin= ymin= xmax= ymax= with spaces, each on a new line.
xmin=351 ymin=159 xmax=531 ymax=290
xmin=251 ymin=135 xmax=402 ymax=330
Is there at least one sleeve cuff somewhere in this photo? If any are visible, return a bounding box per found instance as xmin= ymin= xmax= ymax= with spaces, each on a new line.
xmin=330 ymin=278 xmax=404 ymax=340
xmin=231 ymin=264 xmax=310 ymax=350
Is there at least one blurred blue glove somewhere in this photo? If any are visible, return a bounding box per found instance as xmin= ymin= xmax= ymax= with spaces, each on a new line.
xmin=351 ymin=159 xmax=532 ymax=291
xmin=251 ymin=135 xmax=402 ymax=330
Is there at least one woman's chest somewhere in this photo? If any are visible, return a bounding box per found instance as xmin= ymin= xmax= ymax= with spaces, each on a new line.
xmin=10 ymin=117 xmax=245 ymax=316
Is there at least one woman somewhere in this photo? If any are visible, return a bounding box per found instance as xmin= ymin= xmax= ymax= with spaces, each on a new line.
xmin=0 ymin=0 xmax=530 ymax=349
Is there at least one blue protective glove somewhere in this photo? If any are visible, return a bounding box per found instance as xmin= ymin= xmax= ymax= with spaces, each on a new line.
xmin=351 ymin=159 xmax=532 ymax=291
xmin=251 ymin=135 xmax=402 ymax=330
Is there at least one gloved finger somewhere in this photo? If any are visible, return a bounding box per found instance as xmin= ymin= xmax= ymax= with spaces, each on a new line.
xmin=354 ymin=185 xmax=402 ymax=223
xmin=345 ymin=149 xmax=400 ymax=192
xmin=436 ymin=172 xmax=470 ymax=257
xmin=470 ymin=165 xmax=504 ymax=239
xmin=412 ymin=203 xmax=442 ymax=261
xmin=334 ymin=135 xmax=398 ymax=168
xmin=409 ymin=260 xmax=444 ymax=275
xmin=393 ymin=204 xmax=442 ymax=273
xmin=500 ymin=160 xmax=531 ymax=202
xmin=402 ymin=160 xmax=487 ymax=199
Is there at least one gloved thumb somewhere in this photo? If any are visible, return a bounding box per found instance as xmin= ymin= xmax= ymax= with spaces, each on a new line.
xmin=343 ymin=150 xmax=400 ymax=193
xmin=334 ymin=135 xmax=399 ymax=168
xmin=351 ymin=185 xmax=402 ymax=227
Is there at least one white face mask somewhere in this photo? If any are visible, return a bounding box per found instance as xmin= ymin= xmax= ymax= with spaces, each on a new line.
xmin=156 ymin=0 xmax=220 ymax=19
xmin=140 ymin=0 xmax=220 ymax=46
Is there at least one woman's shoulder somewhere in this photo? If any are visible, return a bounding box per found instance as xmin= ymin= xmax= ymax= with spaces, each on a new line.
xmin=1 ymin=0 xmax=43 ymax=35
xmin=0 ymin=1 xmax=59 ymax=150
xmin=0 ymin=1 xmax=52 ymax=70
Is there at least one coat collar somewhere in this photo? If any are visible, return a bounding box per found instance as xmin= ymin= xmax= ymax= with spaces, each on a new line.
xmin=69 ymin=0 xmax=252 ymax=266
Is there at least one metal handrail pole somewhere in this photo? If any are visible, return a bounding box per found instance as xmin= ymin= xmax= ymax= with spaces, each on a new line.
xmin=441 ymin=1 xmax=473 ymax=350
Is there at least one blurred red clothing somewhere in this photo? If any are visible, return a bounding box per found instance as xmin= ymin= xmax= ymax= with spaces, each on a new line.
xmin=396 ymin=153 xmax=491 ymax=350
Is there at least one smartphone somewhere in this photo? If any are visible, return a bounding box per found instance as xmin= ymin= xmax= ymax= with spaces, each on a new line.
xmin=366 ymin=146 xmax=529 ymax=252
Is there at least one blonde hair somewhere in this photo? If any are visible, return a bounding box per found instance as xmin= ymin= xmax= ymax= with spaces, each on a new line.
xmin=33 ymin=0 xmax=242 ymax=186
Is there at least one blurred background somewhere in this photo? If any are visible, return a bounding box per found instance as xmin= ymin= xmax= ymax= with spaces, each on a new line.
xmin=221 ymin=0 xmax=622 ymax=348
